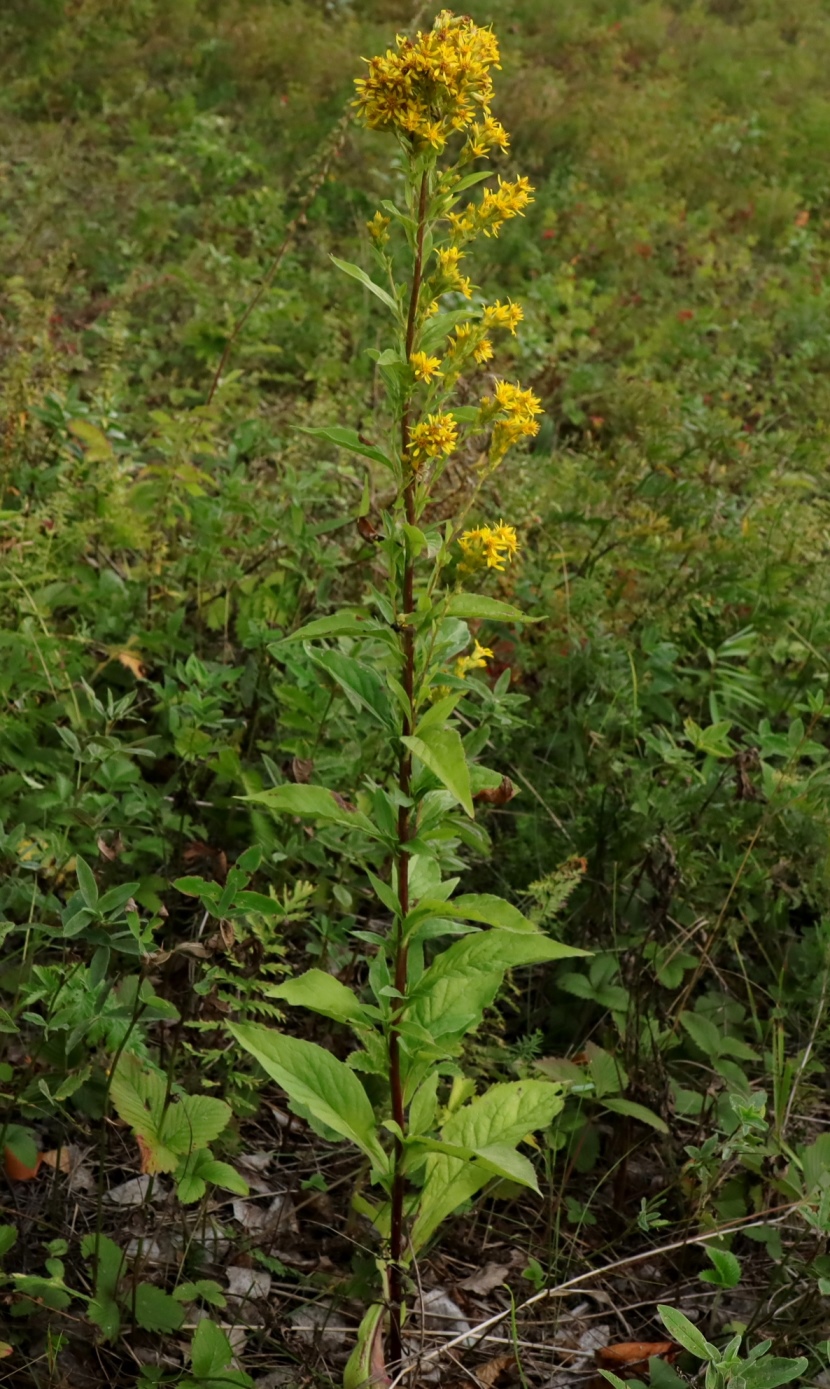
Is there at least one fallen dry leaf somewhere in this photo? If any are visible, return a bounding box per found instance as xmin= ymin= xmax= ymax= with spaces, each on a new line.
xmin=596 ymin=1341 xmax=676 ymax=1374
xmin=40 ymin=1147 xmax=71 ymax=1173
xmin=457 ymin=1263 xmax=510 ymax=1296
xmin=473 ymin=777 xmax=517 ymax=806
xmin=447 ymin=1353 xmax=515 ymax=1389
xmin=115 ymin=648 xmax=147 ymax=680
xmin=291 ymin=756 xmax=314 ymax=783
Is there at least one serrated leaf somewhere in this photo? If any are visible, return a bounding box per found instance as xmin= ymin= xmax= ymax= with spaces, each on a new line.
xmin=402 ymin=726 xmax=473 ymax=817
xmin=240 ymin=784 xmax=379 ymax=837
xmin=133 ymin=1283 xmax=184 ymax=1334
xmin=88 ymin=1296 xmax=121 ymax=1341
xmin=309 ymin=649 xmax=393 ymax=727
xmin=266 ymin=970 xmax=375 ymax=1027
xmin=330 ymin=256 xmax=400 ymax=313
xmin=699 ymin=1246 xmax=741 ymax=1288
xmin=229 ymin=1024 xmax=386 ymax=1168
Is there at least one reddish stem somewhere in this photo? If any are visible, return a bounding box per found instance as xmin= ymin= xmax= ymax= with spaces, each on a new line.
xmin=387 ymin=168 xmax=429 ymax=1368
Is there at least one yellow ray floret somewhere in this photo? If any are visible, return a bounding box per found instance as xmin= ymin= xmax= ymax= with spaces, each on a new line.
xmin=455 ymin=639 xmax=494 ymax=678
xmin=410 ymin=351 xmax=443 ymax=383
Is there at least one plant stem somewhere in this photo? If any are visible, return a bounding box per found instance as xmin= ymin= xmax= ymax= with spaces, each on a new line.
xmin=387 ymin=168 xmax=429 ymax=1369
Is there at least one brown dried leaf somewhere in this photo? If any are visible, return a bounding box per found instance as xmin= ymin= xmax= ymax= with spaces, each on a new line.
xmin=291 ymin=757 xmax=314 ymax=784
xmin=97 ymin=832 xmax=124 ymax=862
xmin=596 ymin=1341 xmax=676 ymax=1373
xmin=40 ymin=1147 xmax=71 ymax=1173
xmin=473 ymin=777 xmax=517 ymax=806
xmin=457 ymin=1263 xmax=510 ymax=1296
xmin=115 ymin=648 xmax=147 ymax=680
xmin=447 ymin=1353 xmax=515 ymax=1389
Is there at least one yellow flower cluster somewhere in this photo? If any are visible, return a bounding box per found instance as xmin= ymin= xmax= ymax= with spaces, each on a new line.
xmin=435 ymin=246 xmax=473 ymax=297
xmin=409 ymin=412 xmax=458 ymax=465
xmin=482 ymin=379 xmax=543 ymax=461
xmin=483 ymin=299 xmax=524 ymax=334
xmin=354 ymin=10 xmax=501 ymax=152
xmin=448 ymin=176 xmax=534 ymax=240
xmin=459 ymin=521 xmax=519 ymax=571
xmin=410 ymin=352 xmax=443 ymax=383
xmin=455 ymin=639 xmax=494 ymax=679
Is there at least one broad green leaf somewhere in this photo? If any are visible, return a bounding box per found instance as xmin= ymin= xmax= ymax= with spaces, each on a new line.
xmin=445 ymin=593 xmax=529 ymax=623
xmin=402 ymin=726 xmax=473 ymax=817
xmin=411 ymin=1080 xmax=562 ymax=1253
xmin=229 ymin=1024 xmax=386 ymax=1168
xmin=75 ymin=855 xmax=99 ymax=911
xmin=740 ymin=1358 xmax=809 ymax=1388
xmin=330 ymin=256 xmax=400 ymax=314
xmin=266 ymin=970 xmax=376 ymax=1027
xmin=409 ymin=1137 xmax=540 ymax=1192
xmin=88 ymin=1294 xmax=121 ymax=1342
xmin=197 ymin=1159 xmax=249 ymax=1195
xmin=133 ymin=1283 xmax=184 ymax=1334
xmin=173 ymin=1280 xmax=227 ymax=1308
xmin=0 ymin=1225 xmax=17 ymax=1259
xmin=276 ymin=611 xmax=380 ymax=643
xmin=3 ymin=1124 xmax=38 ymax=1169
xmin=165 ymin=1094 xmax=230 ymax=1151
xmin=657 ymin=1305 xmax=718 ymax=1361
xmin=602 ymin=1097 xmax=669 ymax=1134
xmin=241 ymin=784 xmax=378 ymax=837
xmin=448 ymin=893 xmax=538 ymax=933
xmin=310 ymin=649 xmax=393 ymax=728
xmin=679 ymin=1011 xmax=722 ymax=1059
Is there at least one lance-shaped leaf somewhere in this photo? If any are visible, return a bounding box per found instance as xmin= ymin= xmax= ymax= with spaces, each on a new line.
xmin=445 ymin=593 xmax=530 ymax=623
xmin=275 ymin=611 xmax=382 ymax=644
xmin=331 ymin=256 xmax=400 ymax=315
xmin=402 ymin=726 xmax=473 ymax=817
xmin=228 ymin=1024 xmax=386 ymax=1168
xmin=240 ymin=784 xmax=379 ymax=837
xmin=344 ymin=1302 xmax=387 ymax=1389
xmin=265 ymin=970 xmax=379 ymax=1028
xmin=297 ymin=424 xmax=396 ymax=472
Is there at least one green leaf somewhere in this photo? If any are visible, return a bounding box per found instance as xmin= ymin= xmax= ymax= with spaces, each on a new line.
xmin=330 ymin=256 xmax=400 ymax=314
xmin=740 ymin=1358 xmax=809 ymax=1388
xmin=228 ymin=1024 xmax=386 ymax=1168
xmin=344 ymin=1304 xmax=386 ymax=1389
xmin=411 ymin=1080 xmax=563 ymax=1253
xmin=597 ymin=1373 xmax=631 ymax=1389
xmin=679 ymin=1011 xmax=722 ymax=1059
xmin=75 ymin=855 xmax=99 ymax=911
xmin=0 ymin=1225 xmax=17 ymax=1259
xmin=3 ymin=1124 xmax=38 ymax=1169
xmin=240 ymin=783 xmax=379 ymax=836
xmin=444 ymin=593 xmax=529 ymax=623
xmin=402 ymin=726 xmax=473 ymax=817
xmin=161 ymin=1094 xmax=231 ymax=1155
xmin=276 ymin=611 xmax=380 ymax=644
xmin=197 ymin=1159 xmax=249 ymax=1195
xmin=266 ymin=970 xmax=376 ymax=1027
xmin=109 ymin=1056 xmax=230 ymax=1171
xmin=173 ymin=1280 xmax=227 ymax=1308
xmin=699 ymin=1246 xmax=741 ymax=1288
xmin=657 ymin=1305 xmax=718 ymax=1361
xmin=601 ymin=1097 xmax=669 ymax=1134
xmin=310 ymin=649 xmax=393 ymax=728
xmin=298 ymin=424 xmax=396 ymax=471
xmin=88 ymin=1294 xmax=121 ymax=1342
xmin=448 ymin=893 xmax=538 ymax=933
xmin=133 ymin=1284 xmax=184 ymax=1334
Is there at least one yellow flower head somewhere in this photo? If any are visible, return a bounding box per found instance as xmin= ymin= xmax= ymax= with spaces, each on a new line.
xmin=459 ymin=520 xmax=520 ymax=571
xmin=409 ymin=412 xmax=458 ymax=465
xmin=354 ymin=10 xmax=501 ymax=152
xmin=367 ymin=211 xmax=391 ymax=245
xmin=410 ymin=351 xmax=443 ymax=383
xmin=483 ymin=299 xmax=524 ymax=334
xmin=473 ymin=337 xmax=494 ymax=364
xmin=455 ymin=639 xmax=494 ymax=679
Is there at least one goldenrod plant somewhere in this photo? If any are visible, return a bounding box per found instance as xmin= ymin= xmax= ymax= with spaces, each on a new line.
xmin=228 ymin=12 xmax=583 ymax=1382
